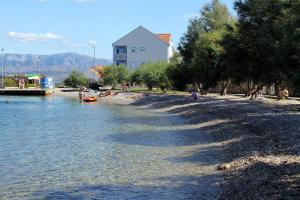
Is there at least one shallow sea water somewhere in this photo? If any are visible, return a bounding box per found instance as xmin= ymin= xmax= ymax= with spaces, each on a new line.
xmin=0 ymin=96 xmax=221 ymax=200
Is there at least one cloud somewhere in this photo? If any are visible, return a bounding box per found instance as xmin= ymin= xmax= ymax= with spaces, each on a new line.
xmin=183 ymin=12 xmax=201 ymax=20
xmin=8 ymin=31 xmax=93 ymax=50
xmin=8 ymin=31 xmax=64 ymax=43
xmin=51 ymin=40 xmax=92 ymax=50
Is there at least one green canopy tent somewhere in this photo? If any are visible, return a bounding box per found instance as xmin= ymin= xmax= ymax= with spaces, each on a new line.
xmin=25 ymin=74 xmax=41 ymax=87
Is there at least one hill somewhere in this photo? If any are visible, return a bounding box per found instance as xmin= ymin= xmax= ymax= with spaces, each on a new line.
xmin=2 ymin=52 xmax=112 ymax=82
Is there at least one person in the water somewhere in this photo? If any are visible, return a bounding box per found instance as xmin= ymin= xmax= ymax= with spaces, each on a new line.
xmin=79 ymin=87 xmax=84 ymax=101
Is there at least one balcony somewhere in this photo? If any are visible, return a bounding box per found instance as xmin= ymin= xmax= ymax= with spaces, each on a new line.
xmin=115 ymin=54 xmax=127 ymax=60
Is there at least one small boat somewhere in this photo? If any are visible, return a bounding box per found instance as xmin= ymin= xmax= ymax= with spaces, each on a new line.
xmin=83 ymin=96 xmax=97 ymax=102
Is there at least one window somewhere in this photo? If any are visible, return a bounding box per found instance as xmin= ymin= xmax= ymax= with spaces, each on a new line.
xmin=116 ymin=49 xmax=120 ymax=54
xmin=131 ymin=47 xmax=137 ymax=54
xmin=140 ymin=47 xmax=145 ymax=53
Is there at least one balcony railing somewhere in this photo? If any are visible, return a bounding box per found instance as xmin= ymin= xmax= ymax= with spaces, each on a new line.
xmin=115 ymin=54 xmax=127 ymax=60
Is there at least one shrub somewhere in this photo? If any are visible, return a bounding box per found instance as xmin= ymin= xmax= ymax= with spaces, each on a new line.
xmin=4 ymin=79 xmax=18 ymax=87
xmin=64 ymin=71 xmax=88 ymax=88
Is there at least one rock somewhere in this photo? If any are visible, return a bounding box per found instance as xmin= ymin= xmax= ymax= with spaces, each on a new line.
xmin=217 ymin=164 xmax=231 ymax=171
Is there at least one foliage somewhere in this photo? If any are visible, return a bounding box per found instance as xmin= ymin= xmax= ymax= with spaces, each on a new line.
xmin=4 ymin=79 xmax=18 ymax=87
xmin=132 ymin=62 xmax=170 ymax=91
xmin=64 ymin=71 xmax=88 ymax=88
xmin=102 ymin=64 xmax=129 ymax=89
xmin=129 ymin=69 xmax=143 ymax=86
xmin=232 ymin=0 xmax=300 ymax=98
xmin=166 ymin=52 xmax=188 ymax=91
xmin=25 ymin=83 xmax=36 ymax=88
xmin=192 ymin=30 xmax=225 ymax=93
xmin=188 ymin=0 xmax=233 ymax=94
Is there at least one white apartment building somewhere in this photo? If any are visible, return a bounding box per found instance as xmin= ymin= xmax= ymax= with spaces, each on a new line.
xmin=112 ymin=26 xmax=174 ymax=68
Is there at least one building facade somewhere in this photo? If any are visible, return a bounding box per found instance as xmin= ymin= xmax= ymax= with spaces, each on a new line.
xmin=112 ymin=26 xmax=173 ymax=68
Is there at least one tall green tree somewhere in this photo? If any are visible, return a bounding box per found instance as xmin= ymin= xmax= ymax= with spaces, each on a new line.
xmin=233 ymin=0 xmax=300 ymax=99
xmin=166 ymin=52 xmax=188 ymax=91
xmin=191 ymin=0 xmax=233 ymax=94
xmin=178 ymin=17 xmax=204 ymax=86
xmin=284 ymin=0 xmax=300 ymax=96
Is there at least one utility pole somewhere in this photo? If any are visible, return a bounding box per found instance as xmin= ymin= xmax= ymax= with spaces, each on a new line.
xmin=38 ymin=55 xmax=41 ymax=75
xmin=1 ymin=49 xmax=4 ymax=88
xmin=37 ymin=55 xmax=41 ymax=86
xmin=93 ymin=45 xmax=96 ymax=69
xmin=89 ymin=40 xmax=97 ymax=79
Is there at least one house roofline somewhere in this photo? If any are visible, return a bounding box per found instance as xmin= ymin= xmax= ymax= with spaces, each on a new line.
xmin=112 ymin=25 xmax=170 ymax=47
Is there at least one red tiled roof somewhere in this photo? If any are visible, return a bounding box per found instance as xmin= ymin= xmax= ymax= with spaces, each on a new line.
xmin=156 ymin=34 xmax=172 ymax=44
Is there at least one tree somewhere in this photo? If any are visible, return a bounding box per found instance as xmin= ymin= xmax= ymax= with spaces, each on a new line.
xmin=166 ymin=52 xmax=188 ymax=91
xmin=233 ymin=0 xmax=300 ymax=99
xmin=102 ymin=64 xmax=129 ymax=89
xmin=129 ymin=69 xmax=143 ymax=86
xmin=284 ymin=0 xmax=300 ymax=96
xmin=134 ymin=62 xmax=170 ymax=91
xmin=178 ymin=17 xmax=204 ymax=86
xmin=190 ymin=0 xmax=233 ymax=94
xmin=64 ymin=71 xmax=88 ymax=88
xmin=220 ymin=22 xmax=249 ymax=95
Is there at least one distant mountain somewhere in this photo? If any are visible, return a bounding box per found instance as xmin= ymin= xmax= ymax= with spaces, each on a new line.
xmin=2 ymin=52 xmax=112 ymax=82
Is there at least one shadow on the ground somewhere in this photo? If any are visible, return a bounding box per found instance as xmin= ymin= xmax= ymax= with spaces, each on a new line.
xmin=132 ymin=95 xmax=300 ymax=158
xmin=219 ymin=161 xmax=300 ymax=199
xmin=33 ymin=174 xmax=221 ymax=200
xmin=131 ymin=94 xmax=300 ymax=199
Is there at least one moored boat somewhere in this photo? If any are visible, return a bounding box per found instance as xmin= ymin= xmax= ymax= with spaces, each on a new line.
xmin=83 ymin=96 xmax=97 ymax=102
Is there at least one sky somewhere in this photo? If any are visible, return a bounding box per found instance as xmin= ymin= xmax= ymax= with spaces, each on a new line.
xmin=0 ymin=0 xmax=235 ymax=59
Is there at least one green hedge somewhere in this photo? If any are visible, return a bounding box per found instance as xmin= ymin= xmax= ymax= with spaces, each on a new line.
xmin=4 ymin=79 xmax=18 ymax=87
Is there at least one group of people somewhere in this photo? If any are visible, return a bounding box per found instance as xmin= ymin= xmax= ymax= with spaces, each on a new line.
xmin=80 ymin=87 xmax=119 ymax=101
xmin=187 ymin=86 xmax=290 ymax=101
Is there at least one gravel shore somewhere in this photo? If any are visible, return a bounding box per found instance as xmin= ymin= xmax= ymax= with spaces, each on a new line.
xmin=53 ymin=90 xmax=300 ymax=199
xmin=131 ymin=94 xmax=300 ymax=200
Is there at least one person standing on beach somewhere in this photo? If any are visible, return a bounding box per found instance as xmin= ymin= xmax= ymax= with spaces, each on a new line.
xmin=18 ymin=79 xmax=22 ymax=89
xmin=79 ymin=87 xmax=84 ymax=101
xmin=187 ymin=89 xmax=198 ymax=101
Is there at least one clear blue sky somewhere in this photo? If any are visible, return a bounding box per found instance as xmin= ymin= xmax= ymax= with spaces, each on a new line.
xmin=0 ymin=0 xmax=235 ymax=59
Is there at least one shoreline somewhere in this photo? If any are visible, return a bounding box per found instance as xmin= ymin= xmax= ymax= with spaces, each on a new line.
xmin=130 ymin=93 xmax=300 ymax=199
xmin=53 ymin=90 xmax=300 ymax=199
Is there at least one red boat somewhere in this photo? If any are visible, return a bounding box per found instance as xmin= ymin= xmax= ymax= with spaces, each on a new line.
xmin=83 ymin=96 xmax=97 ymax=102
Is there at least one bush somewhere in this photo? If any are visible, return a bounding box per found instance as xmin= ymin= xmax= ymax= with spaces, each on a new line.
xmin=102 ymin=64 xmax=129 ymax=89
xmin=25 ymin=83 xmax=36 ymax=88
xmin=133 ymin=62 xmax=170 ymax=91
xmin=4 ymin=79 xmax=18 ymax=87
xmin=64 ymin=71 xmax=88 ymax=88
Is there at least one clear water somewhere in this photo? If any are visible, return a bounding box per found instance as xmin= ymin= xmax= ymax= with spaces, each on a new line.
xmin=0 ymin=96 xmax=221 ymax=200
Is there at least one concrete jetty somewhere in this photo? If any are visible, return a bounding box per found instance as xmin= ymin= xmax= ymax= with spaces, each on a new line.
xmin=0 ymin=88 xmax=53 ymax=96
